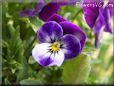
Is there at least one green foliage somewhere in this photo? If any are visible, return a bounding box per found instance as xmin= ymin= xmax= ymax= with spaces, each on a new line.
xmin=62 ymin=54 xmax=91 ymax=84
xmin=20 ymin=79 xmax=42 ymax=85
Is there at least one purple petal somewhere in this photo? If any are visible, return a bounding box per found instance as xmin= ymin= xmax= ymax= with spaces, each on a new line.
xmin=94 ymin=11 xmax=105 ymax=48
xmin=82 ymin=0 xmax=103 ymax=28
xmin=20 ymin=9 xmax=35 ymax=17
xmin=33 ymin=0 xmax=45 ymax=14
xmin=39 ymin=57 xmax=53 ymax=67
xmin=83 ymin=6 xmax=99 ymax=28
xmin=60 ymin=34 xmax=81 ymax=59
xmin=37 ymin=21 xmax=63 ymax=43
xmin=108 ymin=0 xmax=114 ymax=16
xmin=32 ymin=43 xmax=53 ymax=67
xmin=60 ymin=21 xmax=86 ymax=51
xmin=20 ymin=0 xmax=45 ymax=17
xmin=82 ymin=0 xmax=103 ymax=4
xmin=48 ymin=13 xmax=66 ymax=23
xmin=51 ymin=0 xmax=77 ymax=5
xmin=38 ymin=2 xmax=60 ymax=21
xmin=103 ymin=6 xmax=113 ymax=33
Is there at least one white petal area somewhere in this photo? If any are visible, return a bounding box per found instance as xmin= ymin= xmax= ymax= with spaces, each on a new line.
xmin=32 ymin=43 xmax=51 ymax=64
xmin=49 ymin=50 xmax=65 ymax=67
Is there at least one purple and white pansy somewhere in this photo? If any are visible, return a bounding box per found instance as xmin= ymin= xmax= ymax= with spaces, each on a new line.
xmin=20 ymin=0 xmax=86 ymax=67
xmin=32 ymin=20 xmax=86 ymax=67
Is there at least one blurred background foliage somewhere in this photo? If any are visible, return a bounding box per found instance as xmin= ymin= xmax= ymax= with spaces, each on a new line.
xmin=1 ymin=1 xmax=114 ymax=85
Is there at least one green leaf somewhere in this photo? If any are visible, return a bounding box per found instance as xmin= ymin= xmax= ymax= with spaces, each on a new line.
xmin=16 ymin=57 xmax=29 ymax=83
xmin=20 ymin=79 xmax=42 ymax=85
xmin=20 ymin=17 xmax=43 ymax=32
xmin=8 ymin=26 xmax=24 ymax=60
xmin=62 ymin=54 xmax=91 ymax=84
xmin=0 ymin=69 xmax=1 ymax=85
xmin=28 ymin=56 xmax=36 ymax=64
xmin=29 ymin=17 xmax=43 ymax=32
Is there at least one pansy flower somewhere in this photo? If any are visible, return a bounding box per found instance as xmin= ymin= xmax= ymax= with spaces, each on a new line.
xmin=82 ymin=0 xmax=113 ymax=48
xmin=20 ymin=0 xmax=77 ymax=21
xmin=48 ymin=13 xmax=86 ymax=51
xmin=32 ymin=15 xmax=86 ymax=67
xmin=21 ymin=0 xmax=86 ymax=67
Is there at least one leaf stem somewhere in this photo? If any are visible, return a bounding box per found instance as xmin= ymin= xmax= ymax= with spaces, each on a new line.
xmin=71 ymin=9 xmax=82 ymax=20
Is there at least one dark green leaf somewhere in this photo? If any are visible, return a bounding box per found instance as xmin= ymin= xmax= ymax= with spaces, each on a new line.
xmin=16 ymin=57 xmax=29 ymax=83
xmin=20 ymin=79 xmax=42 ymax=85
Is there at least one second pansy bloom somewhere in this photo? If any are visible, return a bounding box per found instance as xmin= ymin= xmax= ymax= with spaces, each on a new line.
xmin=20 ymin=0 xmax=77 ymax=21
xmin=82 ymin=0 xmax=113 ymax=48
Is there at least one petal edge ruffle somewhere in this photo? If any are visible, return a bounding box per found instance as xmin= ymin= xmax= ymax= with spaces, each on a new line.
xmin=37 ymin=21 xmax=63 ymax=43
xmin=61 ymin=34 xmax=81 ymax=59
xmin=60 ymin=21 xmax=86 ymax=51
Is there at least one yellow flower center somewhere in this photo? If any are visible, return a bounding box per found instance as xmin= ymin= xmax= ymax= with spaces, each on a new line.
xmin=51 ymin=42 xmax=60 ymax=52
